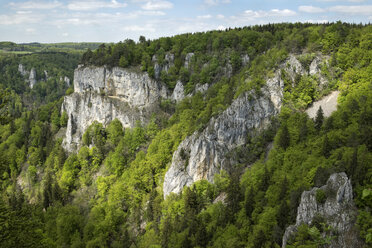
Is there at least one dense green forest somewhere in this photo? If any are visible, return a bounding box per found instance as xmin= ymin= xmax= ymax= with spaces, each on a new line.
xmin=0 ymin=42 xmax=102 ymax=54
xmin=0 ymin=22 xmax=371 ymax=247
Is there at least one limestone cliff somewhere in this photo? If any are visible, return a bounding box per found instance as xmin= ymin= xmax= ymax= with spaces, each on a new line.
xmin=282 ymin=172 xmax=363 ymax=248
xmin=163 ymin=88 xmax=280 ymax=197
xmin=62 ymin=66 xmax=168 ymax=152
xmin=163 ymin=54 xmax=329 ymax=197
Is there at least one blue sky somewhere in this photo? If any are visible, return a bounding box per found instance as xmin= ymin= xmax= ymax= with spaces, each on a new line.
xmin=0 ymin=0 xmax=371 ymax=43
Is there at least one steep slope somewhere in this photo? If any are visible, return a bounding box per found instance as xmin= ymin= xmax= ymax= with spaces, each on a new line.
xmin=163 ymin=54 xmax=330 ymax=197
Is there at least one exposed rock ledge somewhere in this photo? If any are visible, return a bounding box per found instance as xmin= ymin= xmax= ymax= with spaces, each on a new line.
xmin=163 ymin=78 xmax=283 ymax=197
xmin=282 ymin=172 xmax=363 ymax=248
xmin=73 ymin=66 xmax=168 ymax=108
xmin=163 ymin=54 xmax=331 ymax=198
xmin=62 ymin=66 xmax=168 ymax=152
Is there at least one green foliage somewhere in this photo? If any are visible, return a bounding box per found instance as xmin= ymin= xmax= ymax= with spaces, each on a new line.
xmin=0 ymin=22 xmax=371 ymax=248
xmin=315 ymin=189 xmax=326 ymax=204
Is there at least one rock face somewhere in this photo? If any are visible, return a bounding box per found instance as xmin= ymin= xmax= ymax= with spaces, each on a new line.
xmin=62 ymin=66 xmax=168 ymax=152
xmin=163 ymin=54 xmax=331 ymax=198
xmin=184 ymin=53 xmax=194 ymax=69
xmin=18 ymin=64 xmax=37 ymax=88
xmin=152 ymin=53 xmax=175 ymax=79
xmin=64 ymin=76 xmax=70 ymax=86
xmin=18 ymin=64 xmax=28 ymax=76
xmin=163 ymin=79 xmax=283 ymax=197
xmin=282 ymin=172 xmax=363 ymax=248
xmin=29 ymin=68 xmax=37 ymax=89
xmin=171 ymin=81 xmax=185 ymax=103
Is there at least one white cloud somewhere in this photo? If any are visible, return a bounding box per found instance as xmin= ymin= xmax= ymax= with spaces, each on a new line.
xmin=298 ymin=6 xmax=325 ymax=13
xmin=329 ymin=5 xmax=372 ymax=15
xmin=216 ymin=14 xmax=225 ymax=19
xmin=26 ymin=28 xmax=36 ymax=34
xmin=67 ymin=0 xmax=127 ymax=11
xmin=217 ymin=25 xmax=225 ymax=30
xmin=8 ymin=1 xmax=62 ymax=10
xmin=52 ymin=10 xmax=165 ymax=27
xmin=204 ymin=0 xmax=231 ymax=6
xmin=197 ymin=14 xmax=212 ymax=19
xmin=0 ymin=12 xmax=43 ymax=25
xmin=123 ymin=24 xmax=156 ymax=32
xmin=141 ymin=0 xmax=173 ymax=10
xmin=62 ymin=32 xmax=69 ymax=36
xmin=242 ymin=9 xmax=296 ymax=19
xmin=305 ymin=19 xmax=329 ymax=23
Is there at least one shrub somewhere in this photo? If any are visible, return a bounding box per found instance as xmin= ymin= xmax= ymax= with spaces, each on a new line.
xmin=316 ymin=189 xmax=326 ymax=204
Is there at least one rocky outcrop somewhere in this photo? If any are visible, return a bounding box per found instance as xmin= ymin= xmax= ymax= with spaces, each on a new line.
xmin=64 ymin=76 xmax=70 ymax=86
xmin=163 ymin=78 xmax=283 ymax=197
xmin=286 ymin=54 xmax=306 ymax=82
xmin=18 ymin=64 xmax=37 ymax=88
xmin=171 ymin=81 xmax=185 ymax=103
xmin=62 ymin=66 xmax=168 ymax=152
xmin=163 ymin=54 xmax=331 ymax=197
xmin=73 ymin=66 xmax=168 ymax=108
xmin=29 ymin=68 xmax=37 ymax=89
xmin=309 ymin=55 xmax=329 ymax=88
xmin=184 ymin=53 xmax=194 ymax=69
xmin=152 ymin=53 xmax=175 ymax=79
xmin=242 ymin=54 xmax=250 ymax=66
xmin=306 ymin=91 xmax=340 ymax=119
xmin=18 ymin=64 xmax=28 ymax=76
xmin=282 ymin=172 xmax=363 ymax=248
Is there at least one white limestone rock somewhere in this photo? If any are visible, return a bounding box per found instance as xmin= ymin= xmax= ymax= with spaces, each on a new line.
xmin=282 ymin=173 xmax=363 ymax=248
xmin=29 ymin=68 xmax=37 ymax=89
xmin=64 ymin=76 xmax=70 ymax=86
xmin=242 ymin=54 xmax=250 ymax=66
xmin=163 ymin=78 xmax=283 ymax=197
xmin=185 ymin=53 xmax=194 ymax=69
xmin=18 ymin=64 xmax=28 ymax=76
xmin=73 ymin=66 xmax=168 ymax=108
xmin=62 ymin=66 xmax=169 ymax=152
xmin=171 ymin=81 xmax=185 ymax=103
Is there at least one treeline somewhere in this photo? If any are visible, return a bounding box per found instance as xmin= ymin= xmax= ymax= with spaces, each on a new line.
xmin=80 ymin=22 xmax=369 ymax=91
xmin=0 ymin=41 xmax=102 ymax=53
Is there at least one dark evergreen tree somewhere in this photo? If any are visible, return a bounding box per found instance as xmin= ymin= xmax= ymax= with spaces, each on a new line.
xmin=315 ymin=106 xmax=324 ymax=130
xmin=278 ymin=124 xmax=290 ymax=150
xmin=245 ymin=186 xmax=255 ymax=218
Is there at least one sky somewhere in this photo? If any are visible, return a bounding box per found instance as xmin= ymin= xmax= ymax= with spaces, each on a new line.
xmin=0 ymin=0 xmax=371 ymax=43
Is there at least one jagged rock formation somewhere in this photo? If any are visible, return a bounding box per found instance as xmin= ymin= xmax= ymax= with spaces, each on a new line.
xmin=163 ymin=54 xmax=329 ymax=197
xmin=153 ymin=53 xmax=175 ymax=79
xmin=64 ymin=76 xmax=70 ymax=86
xmin=171 ymin=81 xmax=185 ymax=103
xmin=282 ymin=172 xmax=363 ymax=248
xmin=242 ymin=54 xmax=250 ymax=66
xmin=163 ymin=81 xmax=282 ymax=197
xmin=29 ymin=68 xmax=37 ymax=88
xmin=184 ymin=53 xmax=194 ymax=69
xmin=18 ymin=64 xmax=28 ymax=76
xmin=18 ymin=64 xmax=37 ymax=88
xmin=62 ymin=66 xmax=168 ymax=152
xmin=306 ymin=91 xmax=340 ymax=119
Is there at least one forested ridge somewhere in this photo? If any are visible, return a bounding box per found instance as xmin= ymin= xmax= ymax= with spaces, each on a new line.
xmin=0 ymin=22 xmax=371 ymax=248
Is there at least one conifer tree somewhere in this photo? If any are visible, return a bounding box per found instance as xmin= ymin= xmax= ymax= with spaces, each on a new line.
xmin=315 ymin=106 xmax=324 ymax=130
